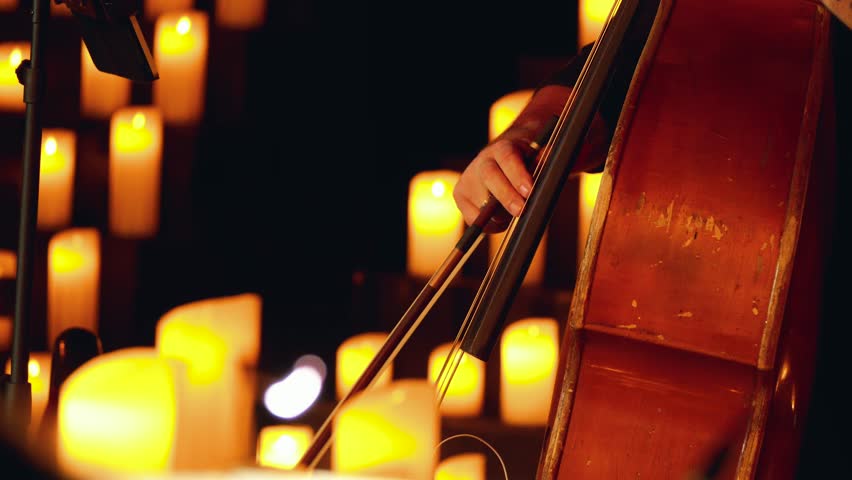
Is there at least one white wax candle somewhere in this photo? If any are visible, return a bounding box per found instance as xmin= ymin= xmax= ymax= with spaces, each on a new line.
xmin=80 ymin=40 xmax=131 ymax=119
xmin=153 ymin=11 xmax=209 ymax=125
xmin=500 ymin=317 xmax=559 ymax=426
xmin=109 ymin=106 xmax=164 ymax=238
xmin=407 ymin=170 xmax=463 ymax=278
xmin=144 ymin=0 xmax=193 ymax=21
xmin=215 ymin=0 xmax=267 ymax=30
xmin=578 ymin=171 xmax=602 ymax=266
xmin=37 ymin=129 xmax=76 ymax=231
xmin=488 ymin=90 xmax=534 ymax=141
xmin=336 ymin=332 xmax=392 ymax=400
xmin=0 ymin=42 xmax=27 ymax=112
xmin=47 ymin=228 xmax=100 ymax=350
xmin=427 ymin=342 xmax=484 ymax=417
xmin=256 ymin=424 xmax=314 ymax=470
xmin=579 ymin=0 xmax=616 ymax=46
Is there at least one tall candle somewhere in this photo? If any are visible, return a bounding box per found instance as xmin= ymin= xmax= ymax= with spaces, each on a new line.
xmin=153 ymin=11 xmax=209 ymax=125
xmin=427 ymin=342 xmax=484 ymax=417
xmin=436 ymin=453 xmax=486 ymax=480
xmin=407 ymin=170 xmax=463 ymax=278
xmin=256 ymin=424 xmax=314 ymax=470
xmin=109 ymin=106 xmax=164 ymax=238
xmin=0 ymin=249 xmax=13 ymax=351
xmin=0 ymin=42 xmax=27 ymax=112
xmin=333 ymin=379 xmax=439 ymax=480
xmin=578 ymin=171 xmax=602 ymax=266
xmin=47 ymin=228 xmax=100 ymax=350
xmin=336 ymin=332 xmax=393 ymax=400
xmin=579 ymin=0 xmax=617 ymax=46
xmin=80 ymin=40 xmax=131 ymax=119
xmin=500 ymin=317 xmax=559 ymax=426
xmin=144 ymin=0 xmax=193 ymax=21
xmin=5 ymin=352 xmax=52 ymax=437
xmin=215 ymin=0 xmax=266 ymax=30
xmin=37 ymin=129 xmax=76 ymax=231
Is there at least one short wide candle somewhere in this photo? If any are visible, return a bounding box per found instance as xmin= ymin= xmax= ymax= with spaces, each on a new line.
xmin=407 ymin=170 xmax=463 ymax=278
xmin=47 ymin=228 xmax=100 ymax=349
xmin=109 ymin=106 xmax=164 ymax=238
xmin=436 ymin=453 xmax=486 ymax=480
xmin=427 ymin=343 xmax=484 ymax=417
xmin=336 ymin=332 xmax=392 ymax=400
xmin=0 ymin=42 xmax=28 ymax=112
xmin=153 ymin=11 xmax=209 ymax=125
xmin=500 ymin=317 xmax=559 ymax=426
xmin=37 ymin=129 xmax=76 ymax=231
xmin=256 ymin=424 xmax=314 ymax=470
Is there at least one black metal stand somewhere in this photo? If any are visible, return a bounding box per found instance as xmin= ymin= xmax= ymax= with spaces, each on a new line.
xmin=1 ymin=0 xmax=50 ymax=439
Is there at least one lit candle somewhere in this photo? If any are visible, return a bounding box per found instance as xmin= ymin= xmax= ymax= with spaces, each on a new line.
xmin=47 ymin=228 xmax=100 ymax=350
xmin=4 ymin=351 xmax=51 ymax=437
xmin=500 ymin=317 xmax=559 ymax=426
xmin=579 ymin=0 xmax=616 ymax=46
xmin=256 ymin=424 xmax=314 ymax=470
xmin=436 ymin=453 xmax=486 ymax=480
xmin=0 ymin=249 xmax=14 ymax=277
xmin=144 ymin=0 xmax=193 ymax=21
xmin=427 ymin=342 xmax=484 ymax=417
xmin=57 ymin=347 xmax=185 ymax=477
xmin=578 ymin=171 xmax=602 ymax=265
xmin=153 ymin=11 xmax=209 ymax=125
xmin=156 ymin=293 xmax=262 ymax=470
xmin=0 ymin=42 xmax=27 ymax=112
xmin=336 ymin=332 xmax=393 ymax=400
xmin=50 ymin=1 xmax=71 ymax=16
xmin=80 ymin=40 xmax=131 ymax=119
xmin=109 ymin=106 xmax=164 ymax=238
xmin=333 ymin=379 xmax=439 ymax=480
xmin=0 ymin=249 xmax=13 ymax=351
xmin=407 ymin=170 xmax=463 ymax=278
xmin=37 ymin=129 xmax=76 ymax=231
xmin=215 ymin=0 xmax=266 ymax=30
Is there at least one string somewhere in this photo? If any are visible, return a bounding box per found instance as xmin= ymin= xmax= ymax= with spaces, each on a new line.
xmin=436 ymin=433 xmax=510 ymax=480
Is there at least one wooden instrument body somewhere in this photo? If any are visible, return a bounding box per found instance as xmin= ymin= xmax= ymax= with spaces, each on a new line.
xmin=539 ymin=0 xmax=835 ymax=478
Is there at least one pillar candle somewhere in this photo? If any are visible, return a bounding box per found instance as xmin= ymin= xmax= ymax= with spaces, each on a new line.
xmin=0 ymin=249 xmax=13 ymax=351
xmin=0 ymin=249 xmax=15 ymax=278
xmin=37 ymin=129 xmax=76 ymax=231
xmin=47 ymin=228 xmax=100 ymax=350
xmin=578 ymin=171 xmax=602 ymax=266
xmin=436 ymin=453 xmax=486 ymax=480
xmin=80 ymin=40 xmax=131 ymax=119
xmin=57 ymin=347 xmax=185 ymax=477
xmin=333 ymin=379 xmax=439 ymax=480
xmin=256 ymin=424 xmax=314 ymax=470
xmin=427 ymin=342 xmax=484 ymax=417
xmin=109 ymin=106 xmax=164 ymax=238
xmin=4 ymin=351 xmax=51 ymax=437
xmin=215 ymin=0 xmax=266 ymax=30
xmin=153 ymin=11 xmax=209 ymax=125
xmin=579 ymin=0 xmax=617 ymax=46
xmin=407 ymin=170 xmax=463 ymax=278
xmin=50 ymin=1 xmax=71 ymax=16
xmin=0 ymin=42 xmax=27 ymax=112
xmin=500 ymin=317 xmax=559 ymax=426
xmin=144 ymin=0 xmax=193 ymax=20
xmin=336 ymin=332 xmax=392 ymax=400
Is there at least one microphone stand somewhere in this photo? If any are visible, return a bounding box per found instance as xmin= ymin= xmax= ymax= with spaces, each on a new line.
xmin=1 ymin=0 xmax=51 ymax=439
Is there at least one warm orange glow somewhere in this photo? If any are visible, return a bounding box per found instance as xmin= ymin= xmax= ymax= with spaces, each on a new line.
xmin=154 ymin=10 xmax=209 ymax=124
xmin=4 ymin=352 xmax=52 ymax=436
xmin=579 ymin=0 xmax=617 ymax=46
xmin=113 ymin=113 xmax=154 ymax=153
xmin=256 ymin=424 xmax=313 ymax=470
xmin=38 ymin=129 xmax=76 ymax=230
xmin=333 ymin=379 xmax=438 ymax=480
xmin=0 ymin=1 xmax=19 ymax=13
xmin=488 ymin=90 xmax=534 ymax=141
xmin=336 ymin=332 xmax=392 ymax=400
xmin=0 ymin=317 xmax=10 ymax=352
xmin=435 ymin=453 xmax=486 ymax=480
xmin=428 ymin=343 xmax=484 ymax=417
xmin=47 ymin=228 xmax=100 ymax=349
xmin=58 ymin=347 xmax=181 ymax=476
xmin=215 ymin=0 xmax=266 ymax=29
xmin=0 ymin=248 xmax=15 ymax=278
xmin=144 ymin=0 xmax=193 ymax=20
xmin=578 ymin=171 xmax=602 ymax=264
xmin=500 ymin=317 xmax=559 ymax=426
xmin=407 ymin=170 xmax=463 ymax=277
xmin=0 ymin=42 xmax=29 ymax=111
xmin=80 ymin=40 xmax=131 ymax=118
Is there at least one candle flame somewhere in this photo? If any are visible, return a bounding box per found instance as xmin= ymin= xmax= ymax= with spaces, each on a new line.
xmin=176 ymin=16 xmax=192 ymax=35
xmin=51 ymin=245 xmax=86 ymax=274
xmin=44 ymin=136 xmax=57 ymax=156
xmin=29 ymin=358 xmax=41 ymax=378
xmin=9 ymin=48 xmax=22 ymax=67
xmin=132 ymin=112 xmax=146 ymax=129
xmin=431 ymin=180 xmax=447 ymax=198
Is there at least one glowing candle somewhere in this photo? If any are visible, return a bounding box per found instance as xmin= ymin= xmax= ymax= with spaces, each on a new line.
xmin=0 ymin=249 xmax=13 ymax=351
xmin=215 ymin=0 xmax=266 ymax=30
xmin=4 ymin=351 xmax=51 ymax=437
xmin=500 ymin=317 xmax=559 ymax=426
xmin=144 ymin=0 xmax=193 ymax=20
xmin=0 ymin=0 xmax=18 ymax=12
xmin=109 ymin=106 xmax=164 ymax=238
xmin=578 ymin=171 xmax=602 ymax=265
xmin=336 ymin=332 xmax=393 ymax=400
xmin=256 ymin=424 xmax=314 ymax=470
xmin=50 ymin=1 xmax=71 ymax=16
xmin=427 ymin=343 xmax=484 ymax=417
xmin=333 ymin=379 xmax=439 ymax=480
xmin=156 ymin=293 xmax=262 ymax=470
xmin=407 ymin=170 xmax=463 ymax=278
xmin=579 ymin=0 xmax=616 ymax=46
xmin=57 ymin=347 xmax=185 ymax=477
xmin=436 ymin=453 xmax=486 ymax=480
xmin=153 ymin=11 xmax=209 ymax=125
xmin=80 ymin=40 xmax=131 ymax=119
xmin=47 ymin=228 xmax=100 ymax=350
xmin=37 ymin=129 xmax=76 ymax=231
xmin=0 ymin=42 xmax=27 ymax=112
xmin=0 ymin=249 xmax=13 ymax=278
